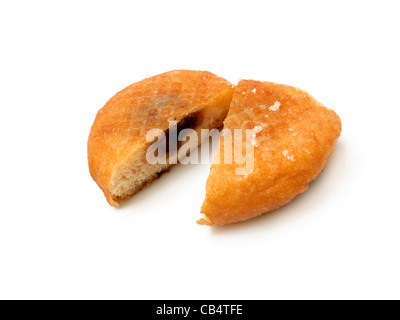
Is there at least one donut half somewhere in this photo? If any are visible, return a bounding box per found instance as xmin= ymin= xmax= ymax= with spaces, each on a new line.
xmin=198 ymin=80 xmax=341 ymax=225
xmin=88 ymin=70 xmax=234 ymax=207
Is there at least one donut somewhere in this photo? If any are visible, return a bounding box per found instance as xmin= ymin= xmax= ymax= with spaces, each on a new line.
xmin=198 ymin=80 xmax=341 ymax=226
xmin=88 ymin=70 xmax=234 ymax=207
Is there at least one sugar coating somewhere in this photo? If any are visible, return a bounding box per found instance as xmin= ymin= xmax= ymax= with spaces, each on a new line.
xmin=269 ymin=101 xmax=281 ymax=111
xmin=288 ymin=128 xmax=297 ymax=136
xmin=282 ymin=150 xmax=295 ymax=161
xmin=253 ymin=125 xmax=263 ymax=133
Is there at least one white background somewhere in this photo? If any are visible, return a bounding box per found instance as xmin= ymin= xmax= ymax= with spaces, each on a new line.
xmin=0 ymin=0 xmax=399 ymax=300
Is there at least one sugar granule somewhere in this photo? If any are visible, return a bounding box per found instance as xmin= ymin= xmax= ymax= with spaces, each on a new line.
xmin=269 ymin=101 xmax=281 ymax=111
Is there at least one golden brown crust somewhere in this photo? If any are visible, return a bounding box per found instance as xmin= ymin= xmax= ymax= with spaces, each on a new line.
xmin=199 ymin=80 xmax=342 ymax=226
xmin=88 ymin=70 xmax=234 ymax=206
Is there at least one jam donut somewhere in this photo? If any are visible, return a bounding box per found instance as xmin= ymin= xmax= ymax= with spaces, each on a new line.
xmin=88 ymin=70 xmax=234 ymax=207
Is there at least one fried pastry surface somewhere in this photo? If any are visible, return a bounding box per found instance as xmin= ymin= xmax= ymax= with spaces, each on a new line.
xmin=199 ymin=80 xmax=341 ymax=225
